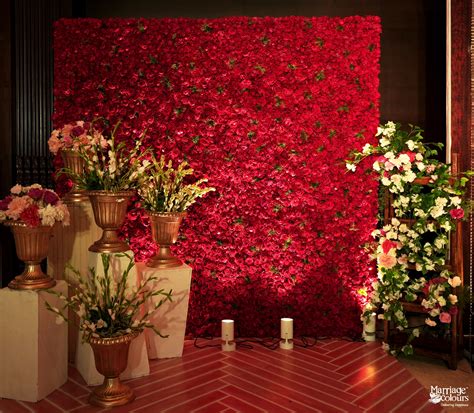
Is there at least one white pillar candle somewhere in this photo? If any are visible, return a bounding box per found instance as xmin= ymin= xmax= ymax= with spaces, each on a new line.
xmin=221 ymin=319 xmax=236 ymax=351
xmin=280 ymin=318 xmax=293 ymax=339
xmin=280 ymin=318 xmax=294 ymax=350
xmin=221 ymin=319 xmax=234 ymax=341
xmin=363 ymin=313 xmax=376 ymax=342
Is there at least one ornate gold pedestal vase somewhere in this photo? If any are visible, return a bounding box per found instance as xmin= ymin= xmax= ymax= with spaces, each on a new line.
xmin=87 ymin=191 xmax=134 ymax=253
xmin=5 ymin=221 xmax=56 ymax=290
xmin=147 ymin=211 xmax=186 ymax=268
xmin=61 ymin=149 xmax=88 ymax=203
xmin=88 ymin=332 xmax=138 ymax=408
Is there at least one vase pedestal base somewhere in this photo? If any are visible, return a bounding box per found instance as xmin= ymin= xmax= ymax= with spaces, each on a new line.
xmin=146 ymin=255 xmax=183 ymax=269
xmin=88 ymin=239 xmax=130 ymax=254
xmin=0 ymin=281 xmax=68 ymax=402
xmin=8 ymin=275 xmax=56 ymax=290
xmin=75 ymin=251 xmax=150 ymax=386
xmin=89 ymin=378 xmax=135 ymax=408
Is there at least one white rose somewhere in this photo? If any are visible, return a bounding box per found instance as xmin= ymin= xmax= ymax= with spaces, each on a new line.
xmin=425 ymin=318 xmax=437 ymax=327
xmin=391 ymin=218 xmax=400 ymax=226
xmin=415 ymin=153 xmax=423 ymax=161
xmin=398 ymin=224 xmax=408 ymax=233
xmin=406 ymin=140 xmax=416 ymax=151
xmin=450 ymin=196 xmax=461 ymax=206
xmin=362 ymin=143 xmax=372 ymax=154
xmin=398 ymin=154 xmax=410 ymax=164
xmin=403 ymin=170 xmax=416 ymax=182
xmin=437 ymin=296 xmax=446 ymax=307
xmin=435 ymin=197 xmax=448 ymax=207
xmin=448 ymin=276 xmax=462 ymax=288
xmin=429 ymin=308 xmax=440 ymax=317
xmin=381 ymin=177 xmax=391 ymax=186
xmin=448 ymin=294 xmax=458 ymax=305
xmin=391 ymin=174 xmax=402 ymax=184
xmin=346 ymin=163 xmax=356 ymax=172
xmin=416 ymin=162 xmax=426 ymax=171
xmin=430 ymin=205 xmax=444 ymax=219
xmin=380 ymin=137 xmax=390 ymax=147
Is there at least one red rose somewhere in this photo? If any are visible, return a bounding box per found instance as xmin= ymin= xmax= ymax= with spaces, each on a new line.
xmin=381 ymin=239 xmax=398 ymax=254
xmin=43 ymin=190 xmax=59 ymax=205
xmin=449 ymin=208 xmax=464 ymax=219
xmin=20 ymin=205 xmax=41 ymax=227
xmin=0 ymin=195 xmax=13 ymax=211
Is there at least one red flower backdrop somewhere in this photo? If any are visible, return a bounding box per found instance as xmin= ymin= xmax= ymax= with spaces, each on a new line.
xmin=53 ymin=16 xmax=381 ymax=338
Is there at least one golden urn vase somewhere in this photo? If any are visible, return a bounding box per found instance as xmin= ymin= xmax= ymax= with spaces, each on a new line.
xmin=5 ymin=221 xmax=56 ymax=290
xmin=147 ymin=211 xmax=186 ymax=268
xmin=87 ymin=190 xmax=134 ymax=253
xmin=88 ymin=331 xmax=138 ymax=408
xmin=61 ymin=149 xmax=88 ymax=203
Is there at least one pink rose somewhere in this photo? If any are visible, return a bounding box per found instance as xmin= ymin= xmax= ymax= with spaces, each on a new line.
xmin=449 ymin=208 xmax=464 ymax=219
xmin=48 ymin=135 xmax=62 ymax=155
xmin=378 ymin=253 xmax=397 ymax=269
xmin=439 ymin=312 xmax=451 ymax=324
xmin=5 ymin=196 xmax=30 ymax=220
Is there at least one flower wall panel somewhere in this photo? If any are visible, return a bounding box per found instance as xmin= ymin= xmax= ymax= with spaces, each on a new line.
xmin=53 ymin=16 xmax=380 ymax=338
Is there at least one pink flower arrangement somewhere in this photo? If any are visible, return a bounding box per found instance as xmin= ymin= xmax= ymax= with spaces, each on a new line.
xmin=53 ymin=16 xmax=381 ymax=338
xmin=48 ymin=121 xmax=104 ymax=155
xmin=0 ymin=184 xmax=70 ymax=228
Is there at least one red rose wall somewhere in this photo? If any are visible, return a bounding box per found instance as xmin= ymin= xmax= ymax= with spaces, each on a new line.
xmin=53 ymin=16 xmax=380 ymax=338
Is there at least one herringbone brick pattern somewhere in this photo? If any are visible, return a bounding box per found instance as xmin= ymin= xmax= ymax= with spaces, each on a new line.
xmin=0 ymin=339 xmax=444 ymax=413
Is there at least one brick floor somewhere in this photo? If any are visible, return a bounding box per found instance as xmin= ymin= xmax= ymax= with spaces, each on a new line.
xmin=0 ymin=339 xmax=444 ymax=413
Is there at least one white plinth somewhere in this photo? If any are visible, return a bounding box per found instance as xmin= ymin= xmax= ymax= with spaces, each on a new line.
xmin=0 ymin=281 xmax=68 ymax=402
xmin=47 ymin=200 xmax=101 ymax=362
xmin=138 ymin=263 xmax=192 ymax=359
xmin=75 ymin=251 xmax=150 ymax=386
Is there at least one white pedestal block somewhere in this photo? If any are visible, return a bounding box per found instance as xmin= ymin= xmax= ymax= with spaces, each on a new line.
xmin=138 ymin=263 xmax=192 ymax=359
xmin=0 ymin=281 xmax=68 ymax=402
xmin=75 ymin=251 xmax=150 ymax=386
xmin=47 ymin=200 xmax=101 ymax=362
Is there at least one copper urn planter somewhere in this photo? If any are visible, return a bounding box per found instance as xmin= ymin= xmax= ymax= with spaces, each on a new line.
xmin=88 ymin=331 xmax=138 ymax=408
xmin=147 ymin=211 xmax=186 ymax=268
xmin=87 ymin=190 xmax=134 ymax=253
xmin=5 ymin=221 xmax=56 ymax=290
xmin=61 ymin=149 xmax=88 ymax=203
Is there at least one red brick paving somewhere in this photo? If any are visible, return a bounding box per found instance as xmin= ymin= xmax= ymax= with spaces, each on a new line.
xmin=0 ymin=339 xmax=443 ymax=413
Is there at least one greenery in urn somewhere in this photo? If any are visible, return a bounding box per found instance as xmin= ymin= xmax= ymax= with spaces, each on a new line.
xmin=65 ymin=120 xmax=151 ymax=192
xmin=45 ymin=253 xmax=172 ymax=341
xmin=346 ymin=121 xmax=472 ymax=356
xmin=138 ymin=155 xmax=215 ymax=212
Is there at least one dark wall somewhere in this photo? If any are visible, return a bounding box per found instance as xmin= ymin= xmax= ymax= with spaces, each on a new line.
xmin=0 ymin=0 xmax=446 ymax=285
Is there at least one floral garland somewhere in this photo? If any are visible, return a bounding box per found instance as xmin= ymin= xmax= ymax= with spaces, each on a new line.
xmin=347 ymin=122 xmax=471 ymax=355
xmin=53 ymin=16 xmax=381 ymax=337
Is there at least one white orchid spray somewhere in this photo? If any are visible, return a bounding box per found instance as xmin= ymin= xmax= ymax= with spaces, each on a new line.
xmin=45 ymin=253 xmax=172 ymax=342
